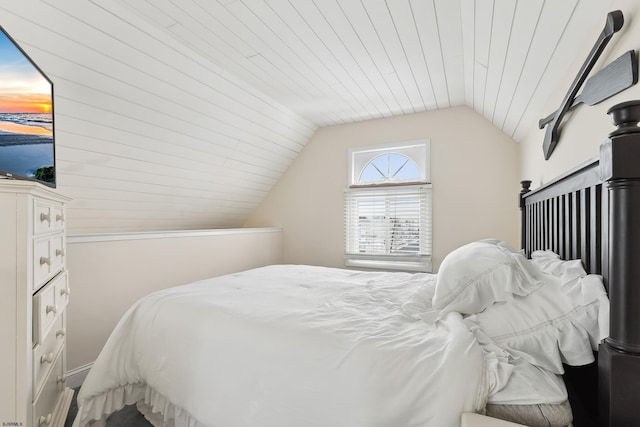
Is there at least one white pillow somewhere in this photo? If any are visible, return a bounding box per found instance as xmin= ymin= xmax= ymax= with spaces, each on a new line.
xmin=530 ymin=250 xmax=586 ymax=280
xmin=464 ymin=272 xmax=609 ymax=374
xmin=432 ymin=239 xmax=543 ymax=314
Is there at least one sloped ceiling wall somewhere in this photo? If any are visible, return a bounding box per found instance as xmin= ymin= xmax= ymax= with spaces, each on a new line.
xmin=0 ymin=0 xmax=315 ymax=234
xmin=0 ymin=0 xmax=615 ymax=234
xmin=114 ymin=0 xmax=611 ymax=139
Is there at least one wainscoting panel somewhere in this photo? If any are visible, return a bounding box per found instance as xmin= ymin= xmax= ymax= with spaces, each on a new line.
xmin=65 ymin=228 xmax=282 ymax=372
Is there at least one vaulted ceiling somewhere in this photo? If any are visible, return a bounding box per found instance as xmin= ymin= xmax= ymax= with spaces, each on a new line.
xmin=118 ymin=0 xmax=612 ymax=141
xmin=1 ymin=0 xmax=618 ymax=233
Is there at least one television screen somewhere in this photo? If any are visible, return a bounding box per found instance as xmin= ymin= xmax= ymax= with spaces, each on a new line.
xmin=0 ymin=25 xmax=55 ymax=187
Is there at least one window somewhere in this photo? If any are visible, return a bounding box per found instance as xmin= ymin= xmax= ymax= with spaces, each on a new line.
xmin=358 ymin=153 xmax=421 ymax=184
xmin=344 ymin=140 xmax=432 ymax=272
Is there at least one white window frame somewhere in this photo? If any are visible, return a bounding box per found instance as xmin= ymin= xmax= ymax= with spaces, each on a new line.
xmin=349 ymin=140 xmax=430 ymax=185
xmin=345 ymin=139 xmax=432 ymax=272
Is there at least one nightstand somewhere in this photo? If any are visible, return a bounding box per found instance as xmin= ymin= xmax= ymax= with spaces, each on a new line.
xmin=462 ymin=413 xmax=529 ymax=427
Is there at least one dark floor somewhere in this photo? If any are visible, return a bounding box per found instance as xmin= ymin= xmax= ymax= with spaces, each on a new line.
xmin=65 ymin=388 xmax=153 ymax=427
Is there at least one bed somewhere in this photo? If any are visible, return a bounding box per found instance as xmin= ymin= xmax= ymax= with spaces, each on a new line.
xmin=73 ymin=101 xmax=640 ymax=427
xmin=73 ymin=254 xmax=604 ymax=427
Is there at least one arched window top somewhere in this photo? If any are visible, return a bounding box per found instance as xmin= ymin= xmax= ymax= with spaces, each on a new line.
xmin=359 ymin=153 xmax=421 ymax=184
xmin=349 ymin=139 xmax=430 ymax=186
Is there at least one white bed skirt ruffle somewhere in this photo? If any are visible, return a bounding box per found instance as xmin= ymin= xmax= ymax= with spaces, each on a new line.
xmin=73 ymin=383 xmax=203 ymax=427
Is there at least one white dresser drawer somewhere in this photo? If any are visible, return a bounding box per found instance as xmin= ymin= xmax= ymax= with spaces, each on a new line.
xmin=34 ymin=238 xmax=53 ymax=289
xmin=34 ymin=199 xmax=54 ymax=236
xmin=33 ymin=349 xmax=65 ymax=427
xmin=33 ymin=314 xmax=65 ymax=395
xmin=33 ymin=199 xmax=65 ymax=235
xmin=33 ymin=234 xmax=65 ymax=292
xmin=33 ymin=272 xmax=67 ymax=343
xmin=53 ymin=271 xmax=70 ymax=313
xmin=52 ymin=205 xmax=65 ymax=232
xmin=50 ymin=235 xmax=66 ymax=276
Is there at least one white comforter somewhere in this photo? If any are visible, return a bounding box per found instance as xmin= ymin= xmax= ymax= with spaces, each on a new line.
xmin=73 ymin=265 xmax=509 ymax=427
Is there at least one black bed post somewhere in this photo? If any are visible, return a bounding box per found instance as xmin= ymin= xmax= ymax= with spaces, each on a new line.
xmin=599 ymin=100 xmax=640 ymax=427
xmin=519 ymin=180 xmax=532 ymax=254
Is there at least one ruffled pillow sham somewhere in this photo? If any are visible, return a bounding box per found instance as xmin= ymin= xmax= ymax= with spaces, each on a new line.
xmin=464 ymin=263 xmax=609 ymax=374
xmin=432 ymin=239 xmax=543 ymax=314
xmin=530 ymin=250 xmax=586 ymax=281
xmin=530 ymin=250 xmax=610 ymax=349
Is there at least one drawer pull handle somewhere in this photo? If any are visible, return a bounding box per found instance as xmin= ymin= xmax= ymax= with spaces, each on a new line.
xmin=56 ymin=375 xmax=67 ymax=384
xmin=56 ymin=213 xmax=65 ymax=222
xmin=40 ymin=256 xmax=51 ymax=266
xmin=46 ymin=305 xmax=57 ymax=315
xmin=40 ymin=212 xmax=51 ymax=223
xmin=56 ymin=328 xmax=66 ymax=338
xmin=60 ymin=287 xmax=71 ymax=297
xmin=56 ymin=248 xmax=65 ymax=257
xmin=40 ymin=353 xmax=54 ymax=364
xmin=39 ymin=414 xmax=52 ymax=426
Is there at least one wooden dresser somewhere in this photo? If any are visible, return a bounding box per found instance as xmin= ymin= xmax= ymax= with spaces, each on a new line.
xmin=0 ymin=180 xmax=73 ymax=427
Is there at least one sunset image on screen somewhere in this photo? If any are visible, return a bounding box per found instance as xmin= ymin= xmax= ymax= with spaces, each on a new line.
xmin=0 ymin=92 xmax=52 ymax=114
xmin=0 ymin=33 xmax=52 ymax=112
xmin=0 ymin=27 xmax=55 ymax=184
xmin=0 ymin=30 xmax=53 ymax=137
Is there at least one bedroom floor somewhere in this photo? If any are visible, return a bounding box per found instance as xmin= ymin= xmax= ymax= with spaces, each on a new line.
xmin=65 ymin=388 xmax=152 ymax=427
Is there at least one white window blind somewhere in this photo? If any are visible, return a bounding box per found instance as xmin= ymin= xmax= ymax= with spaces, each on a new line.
xmin=344 ymin=184 xmax=432 ymax=272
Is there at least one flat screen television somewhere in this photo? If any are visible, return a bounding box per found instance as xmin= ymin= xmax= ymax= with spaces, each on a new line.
xmin=0 ymin=25 xmax=55 ymax=187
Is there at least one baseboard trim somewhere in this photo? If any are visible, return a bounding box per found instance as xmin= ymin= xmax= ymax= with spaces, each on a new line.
xmin=66 ymin=363 xmax=93 ymax=389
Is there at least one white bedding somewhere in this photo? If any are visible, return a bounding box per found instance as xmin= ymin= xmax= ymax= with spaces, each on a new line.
xmin=73 ymin=265 xmax=510 ymax=427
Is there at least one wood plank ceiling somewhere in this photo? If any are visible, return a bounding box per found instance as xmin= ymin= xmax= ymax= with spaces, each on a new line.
xmin=116 ymin=0 xmax=611 ymax=141
xmin=0 ymin=0 xmax=615 ymax=233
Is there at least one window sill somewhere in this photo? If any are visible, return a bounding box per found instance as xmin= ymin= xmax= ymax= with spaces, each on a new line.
xmin=345 ymin=256 xmax=432 ymax=273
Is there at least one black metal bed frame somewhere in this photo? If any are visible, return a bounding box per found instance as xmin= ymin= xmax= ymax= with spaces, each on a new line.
xmin=519 ymin=101 xmax=640 ymax=427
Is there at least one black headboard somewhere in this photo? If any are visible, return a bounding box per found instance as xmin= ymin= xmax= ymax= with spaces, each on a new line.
xmin=519 ymin=101 xmax=640 ymax=427
xmin=520 ymin=157 xmax=608 ymax=281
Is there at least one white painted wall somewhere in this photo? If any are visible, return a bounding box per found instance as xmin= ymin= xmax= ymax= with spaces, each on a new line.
xmin=0 ymin=1 xmax=314 ymax=234
xmin=65 ymin=229 xmax=282 ymax=371
xmin=246 ymin=106 xmax=521 ymax=271
xmin=519 ymin=0 xmax=640 ymax=185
